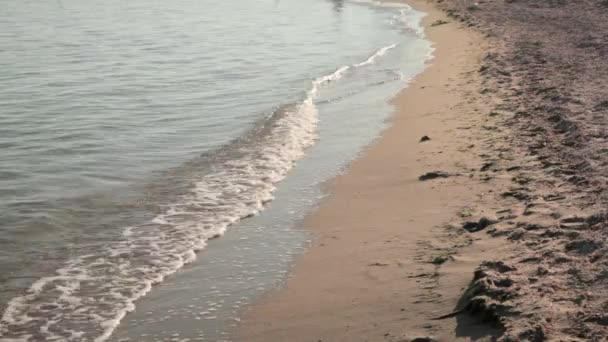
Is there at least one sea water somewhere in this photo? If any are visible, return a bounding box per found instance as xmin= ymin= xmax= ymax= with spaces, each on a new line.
xmin=0 ymin=0 xmax=432 ymax=340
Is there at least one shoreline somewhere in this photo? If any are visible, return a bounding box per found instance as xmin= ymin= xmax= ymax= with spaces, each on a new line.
xmin=236 ymin=1 xmax=511 ymax=340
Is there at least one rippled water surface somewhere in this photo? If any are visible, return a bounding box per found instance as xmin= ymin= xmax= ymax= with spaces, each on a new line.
xmin=0 ymin=0 xmax=432 ymax=340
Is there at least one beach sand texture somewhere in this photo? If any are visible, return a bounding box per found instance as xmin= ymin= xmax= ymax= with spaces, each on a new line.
xmin=424 ymin=0 xmax=608 ymax=340
xmin=238 ymin=0 xmax=608 ymax=340
xmin=237 ymin=1 xmax=515 ymax=341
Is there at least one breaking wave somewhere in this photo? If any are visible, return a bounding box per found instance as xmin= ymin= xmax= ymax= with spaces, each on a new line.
xmin=0 ymin=43 xmax=402 ymax=342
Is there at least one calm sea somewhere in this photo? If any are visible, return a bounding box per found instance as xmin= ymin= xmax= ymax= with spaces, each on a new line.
xmin=0 ymin=0 xmax=432 ymax=340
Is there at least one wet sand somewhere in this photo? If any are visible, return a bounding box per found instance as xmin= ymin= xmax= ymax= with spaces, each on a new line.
xmin=235 ymin=1 xmax=517 ymax=341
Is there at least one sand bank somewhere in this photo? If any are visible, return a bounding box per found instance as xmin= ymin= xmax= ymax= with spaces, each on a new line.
xmin=236 ymin=1 xmax=518 ymax=341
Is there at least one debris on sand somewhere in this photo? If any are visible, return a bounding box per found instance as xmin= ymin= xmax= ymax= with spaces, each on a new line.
xmin=419 ymin=171 xmax=450 ymax=181
xmin=431 ymin=19 xmax=449 ymax=27
xmin=479 ymin=161 xmax=495 ymax=172
xmin=419 ymin=135 xmax=431 ymax=142
xmin=462 ymin=217 xmax=497 ymax=233
xmin=368 ymin=262 xmax=389 ymax=267
xmin=431 ymin=254 xmax=450 ymax=265
xmin=500 ymin=189 xmax=530 ymax=201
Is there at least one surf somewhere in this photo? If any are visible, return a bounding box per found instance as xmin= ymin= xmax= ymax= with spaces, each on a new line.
xmin=0 ymin=42 xmax=409 ymax=342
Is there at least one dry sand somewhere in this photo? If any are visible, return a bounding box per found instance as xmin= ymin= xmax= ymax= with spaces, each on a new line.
xmin=413 ymin=1 xmax=608 ymax=340
xmin=235 ymin=1 xmax=521 ymax=341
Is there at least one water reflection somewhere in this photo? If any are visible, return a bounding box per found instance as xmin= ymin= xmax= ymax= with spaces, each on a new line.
xmin=329 ymin=0 xmax=344 ymax=12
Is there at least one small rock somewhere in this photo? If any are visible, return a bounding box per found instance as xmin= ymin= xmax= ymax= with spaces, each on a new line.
xmin=419 ymin=135 xmax=431 ymax=142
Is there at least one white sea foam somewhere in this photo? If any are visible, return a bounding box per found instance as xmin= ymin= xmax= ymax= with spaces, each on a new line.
xmin=354 ymin=44 xmax=397 ymax=67
xmin=391 ymin=5 xmax=426 ymax=37
xmin=310 ymin=65 xmax=350 ymax=96
xmin=349 ymin=0 xmax=426 ymax=37
xmin=0 ymin=42 xmax=405 ymax=341
xmin=349 ymin=0 xmax=410 ymax=9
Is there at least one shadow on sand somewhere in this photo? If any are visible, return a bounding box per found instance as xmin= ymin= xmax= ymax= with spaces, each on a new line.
xmin=455 ymin=313 xmax=503 ymax=341
xmin=451 ymin=279 xmax=506 ymax=342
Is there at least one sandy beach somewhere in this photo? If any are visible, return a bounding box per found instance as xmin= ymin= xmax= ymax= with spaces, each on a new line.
xmin=237 ymin=1 xmax=513 ymax=340
xmin=4 ymin=0 xmax=607 ymax=340
xmin=237 ymin=0 xmax=608 ymax=340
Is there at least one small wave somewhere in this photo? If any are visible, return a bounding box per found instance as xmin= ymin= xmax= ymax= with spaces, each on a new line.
xmin=354 ymin=44 xmax=397 ymax=68
xmin=0 ymin=97 xmax=319 ymax=342
xmin=310 ymin=65 xmax=350 ymax=97
xmin=349 ymin=0 xmax=410 ymax=9
xmin=0 ymin=44 xmax=403 ymax=342
xmin=350 ymin=0 xmax=426 ymax=37
xmin=391 ymin=6 xmax=426 ymax=37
